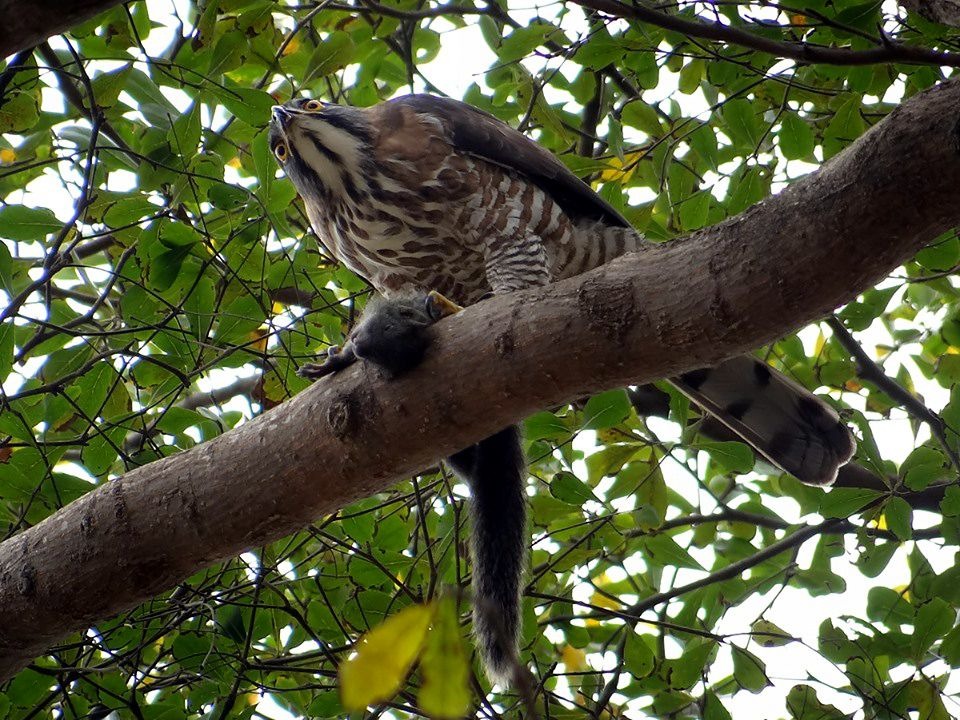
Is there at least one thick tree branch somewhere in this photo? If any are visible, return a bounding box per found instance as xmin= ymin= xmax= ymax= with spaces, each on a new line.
xmin=570 ymin=0 xmax=960 ymax=67
xmin=900 ymin=0 xmax=960 ymax=27
xmin=0 ymin=0 xmax=126 ymax=57
xmin=0 ymin=79 xmax=959 ymax=681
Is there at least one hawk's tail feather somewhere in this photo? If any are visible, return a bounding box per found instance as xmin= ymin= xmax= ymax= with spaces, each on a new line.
xmin=671 ymin=356 xmax=856 ymax=485
xmin=448 ymin=426 xmax=526 ymax=685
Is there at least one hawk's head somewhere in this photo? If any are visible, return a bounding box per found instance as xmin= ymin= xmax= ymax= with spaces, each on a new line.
xmin=269 ymin=98 xmax=372 ymax=202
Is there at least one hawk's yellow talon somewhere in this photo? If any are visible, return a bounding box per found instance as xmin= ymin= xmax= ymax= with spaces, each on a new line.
xmin=427 ymin=290 xmax=463 ymax=318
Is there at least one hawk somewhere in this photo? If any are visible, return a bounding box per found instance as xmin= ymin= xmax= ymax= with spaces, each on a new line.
xmin=268 ymin=94 xmax=856 ymax=682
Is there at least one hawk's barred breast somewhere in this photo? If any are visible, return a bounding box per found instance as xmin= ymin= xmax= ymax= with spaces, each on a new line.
xmin=270 ymin=97 xmax=646 ymax=305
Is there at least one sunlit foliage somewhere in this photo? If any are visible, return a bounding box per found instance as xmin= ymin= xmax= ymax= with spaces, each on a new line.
xmin=1 ymin=0 xmax=960 ymax=717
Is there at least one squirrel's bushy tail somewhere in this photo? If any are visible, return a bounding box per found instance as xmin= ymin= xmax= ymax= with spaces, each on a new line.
xmin=448 ymin=426 xmax=526 ymax=685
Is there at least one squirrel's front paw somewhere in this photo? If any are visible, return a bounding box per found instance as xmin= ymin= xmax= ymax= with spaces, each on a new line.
xmin=297 ymin=345 xmax=354 ymax=380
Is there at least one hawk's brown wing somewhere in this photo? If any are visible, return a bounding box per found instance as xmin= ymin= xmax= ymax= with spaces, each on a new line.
xmin=388 ymin=94 xmax=631 ymax=229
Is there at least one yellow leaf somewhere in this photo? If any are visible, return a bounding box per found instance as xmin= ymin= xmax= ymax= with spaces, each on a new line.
xmin=227 ymin=156 xmax=242 ymax=169
xmin=813 ymin=330 xmax=826 ymax=356
xmin=282 ymin=35 xmax=301 ymax=56
xmin=598 ymin=151 xmax=644 ymax=183
xmin=561 ymin=644 xmax=587 ymax=672
xmin=418 ymin=598 xmax=470 ymax=719
xmin=0 ymin=148 xmax=15 ymax=164
xmin=340 ymin=603 xmax=433 ymax=711
xmin=249 ymin=328 xmax=268 ymax=354
xmin=590 ymin=591 xmax=620 ymax=611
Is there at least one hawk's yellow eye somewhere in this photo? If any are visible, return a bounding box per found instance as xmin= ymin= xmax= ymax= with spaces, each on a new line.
xmin=304 ymin=99 xmax=323 ymax=112
xmin=274 ymin=144 xmax=288 ymax=162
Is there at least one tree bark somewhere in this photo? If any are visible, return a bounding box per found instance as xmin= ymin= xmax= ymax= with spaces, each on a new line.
xmin=0 ymin=79 xmax=959 ymax=681
xmin=901 ymin=0 xmax=960 ymax=27
xmin=0 ymin=0 xmax=125 ymax=56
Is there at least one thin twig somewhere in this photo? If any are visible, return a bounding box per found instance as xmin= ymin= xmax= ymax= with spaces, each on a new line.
xmin=827 ymin=315 xmax=960 ymax=474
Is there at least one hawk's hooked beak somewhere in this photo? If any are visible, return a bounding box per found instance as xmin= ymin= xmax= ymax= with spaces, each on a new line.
xmin=271 ymin=105 xmax=293 ymax=131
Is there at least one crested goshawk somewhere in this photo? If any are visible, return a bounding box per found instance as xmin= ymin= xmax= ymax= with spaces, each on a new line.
xmin=268 ymin=94 xmax=856 ymax=682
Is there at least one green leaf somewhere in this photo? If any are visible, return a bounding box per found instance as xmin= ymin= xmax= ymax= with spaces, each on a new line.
xmin=341 ymin=513 xmax=375 ymax=543
xmin=585 ymin=443 xmax=640 ymax=484
xmin=720 ymin=99 xmax=761 ymax=149
xmin=731 ymin=646 xmax=770 ymax=693
xmin=622 ymin=100 xmax=663 ymax=138
xmin=0 ymin=322 xmax=13 ymax=381
xmin=857 ymin=540 xmax=898 ymax=578
xmin=90 ymin=64 xmax=132 ymax=108
xmin=575 ymin=34 xmax=624 ymax=70
xmin=103 ymin=197 xmax=161 ymax=228
xmin=940 ymin=624 xmax=960 ymax=667
xmin=666 ymin=640 xmax=716 ymax=688
xmin=903 ymin=679 xmax=951 ymax=720
xmin=307 ymin=31 xmax=356 ymax=79
xmin=68 ymin=362 xmax=118 ymax=418
xmin=418 ymin=598 xmax=470 ymax=719
xmin=208 ymin=30 xmax=245 ymax=76
xmin=725 ymin=166 xmax=769 ymax=215
xmin=778 ymin=112 xmax=815 ymax=160
xmin=678 ymin=190 xmax=711 ymax=230
xmin=524 ymin=411 xmax=568 ymax=441
xmin=339 ymin=603 xmax=433 ymax=711
xmin=688 ymin=123 xmax=718 ymax=171
xmin=901 ymin=445 xmax=948 ymax=490
xmin=0 ymin=92 xmax=39 ymax=133
xmin=751 ymin=619 xmax=793 ymax=647
xmin=157 ymin=220 xmax=198 ymax=248
xmin=582 ymin=389 xmax=631 ymax=429
xmin=214 ymin=85 xmax=276 ymax=128
xmin=866 ymin=586 xmax=913 ymax=625
xmin=642 ymin=534 xmax=703 ymax=570
xmin=497 ymin=23 xmax=554 ymax=63
xmin=824 ymin=94 xmax=865 ymax=157
xmin=703 ymin=692 xmax=732 ymax=720
xmin=785 ymin=685 xmax=847 ymax=720
xmin=168 ymin=101 xmax=202 ymax=158
xmin=0 ymin=240 xmax=13 ymax=293
xmin=623 ymin=632 xmax=655 ymax=678
xmin=214 ymin=295 xmax=266 ymax=344
xmin=694 ymin=440 xmax=754 ymax=475
xmin=883 ymin=496 xmax=912 ymax=541
xmin=549 ymin=471 xmax=598 ymax=505
xmin=818 ymin=487 xmax=883 ymax=518
xmin=678 ymin=59 xmax=703 ymax=94
xmin=0 ymin=205 xmax=62 ymax=241
xmin=912 ymin=598 xmax=954 ymax=658
xmin=207 ymin=182 xmax=248 ymax=210
xmin=916 ymin=235 xmax=960 ymax=271
xmin=124 ymin=67 xmax=179 ymax=121
xmin=6 ymin=668 xmax=49 ymax=707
